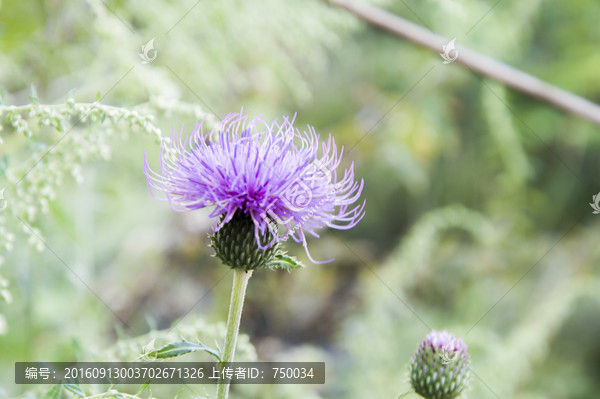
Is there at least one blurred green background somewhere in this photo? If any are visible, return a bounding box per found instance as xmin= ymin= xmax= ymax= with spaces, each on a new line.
xmin=1 ymin=0 xmax=600 ymax=398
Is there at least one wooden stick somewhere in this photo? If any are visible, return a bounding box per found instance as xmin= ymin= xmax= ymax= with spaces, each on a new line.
xmin=326 ymin=0 xmax=600 ymax=126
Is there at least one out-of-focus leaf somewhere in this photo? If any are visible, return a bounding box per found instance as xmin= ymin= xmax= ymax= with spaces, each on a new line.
xmin=64 ymin=384 xmax=85 ymax=397
xmin=266 ymin=254 xmax=305 ymax=271
xmin=43 ymin=385 xmax=62 ymax=399
xmin=29 ymin=84 xmax=39 ymax=105
xmin=135 ymin=381 xmax=151 ymax=396
xmin=144 ymin=340 xmax=221 ymax=361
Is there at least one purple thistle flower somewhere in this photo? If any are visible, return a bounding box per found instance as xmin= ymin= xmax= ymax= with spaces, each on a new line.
xmin=410 ymin=330 xmax=471 ymax=399
xmin=143 ymin=111 xmax=365 ymax=264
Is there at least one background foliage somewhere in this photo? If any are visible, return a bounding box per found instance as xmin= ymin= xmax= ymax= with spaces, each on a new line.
xmin=1 ymin=0 xmax=599 ymax=398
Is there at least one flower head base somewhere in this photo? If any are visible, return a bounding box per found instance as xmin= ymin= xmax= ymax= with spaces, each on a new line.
xmin=409 ymin=330 xmax=470 ymax=399
xmin=210 ymin=212 xmax=305 ymax=271
xmin=210 ymin=212 xmax=278 ymax=270
xmin=144 ymin=111 xmax=365 ymax=264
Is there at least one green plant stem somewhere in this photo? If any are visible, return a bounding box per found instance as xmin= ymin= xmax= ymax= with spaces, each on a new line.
xmin=216 ymin=269 xmax=253 ymax=399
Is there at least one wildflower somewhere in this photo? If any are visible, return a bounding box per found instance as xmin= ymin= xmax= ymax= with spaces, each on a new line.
xmin=409 ymin=330 xmax=470 ymax=399
xmin=144 ymin=111 xmax=365 ymax=268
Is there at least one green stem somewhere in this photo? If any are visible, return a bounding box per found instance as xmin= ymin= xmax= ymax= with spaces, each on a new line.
xmin=216 ymin=269 xmax=253 ymax=399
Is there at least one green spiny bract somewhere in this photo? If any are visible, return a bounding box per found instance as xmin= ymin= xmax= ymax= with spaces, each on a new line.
xmin=211 ymin=212 xmax=303 ymax=271
xmin=409 ymin=330 xmax=470 ymax=399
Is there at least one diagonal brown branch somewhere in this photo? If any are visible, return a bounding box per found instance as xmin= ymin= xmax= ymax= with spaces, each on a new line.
xmin=326 ymin=0 xmax=600 ymax=127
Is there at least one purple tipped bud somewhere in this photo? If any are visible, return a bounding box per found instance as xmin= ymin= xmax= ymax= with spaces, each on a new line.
xmin=409 ymin=330 xmax=470 ymax=399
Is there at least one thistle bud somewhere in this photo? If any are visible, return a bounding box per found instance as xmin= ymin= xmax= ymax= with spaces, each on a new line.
xmin=409 ymin=330 xmax=470 ymax=399
xmin=210 ymin=212 xmax=280 ymax=271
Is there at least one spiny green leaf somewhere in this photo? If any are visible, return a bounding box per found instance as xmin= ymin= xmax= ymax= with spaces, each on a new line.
xmin=145 ymin=339 xmax=221 ymax=361
xmin=64 ymin=383 xmax=85 ymax=397
xmin=43 ymin=384 xmax=62 ymax=399
xmin=266 ymin=254 xmax=305 ymax=271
